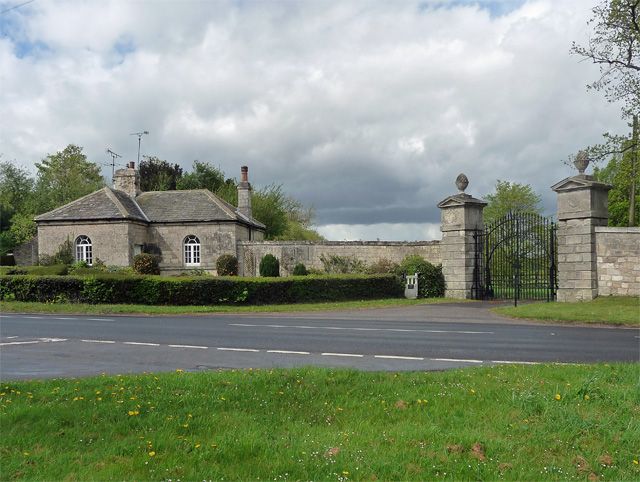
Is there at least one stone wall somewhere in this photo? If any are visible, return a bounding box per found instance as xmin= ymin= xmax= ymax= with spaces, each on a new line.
xmin=12 ymin=236 xmax=38 ymax=266
xmin=237 ymin=240 xmax=441 ymax=277
xmin=38 ymin=221 xmax=134 ymax=266
xmin=595 ymin=227 xmax=640 ymax=297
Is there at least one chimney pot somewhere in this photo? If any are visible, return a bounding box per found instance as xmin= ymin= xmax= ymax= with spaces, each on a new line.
xmin=129 ymin=161 xmax=135 ymax=169
xmin=241 ymin=165 xmax=248 ymax=182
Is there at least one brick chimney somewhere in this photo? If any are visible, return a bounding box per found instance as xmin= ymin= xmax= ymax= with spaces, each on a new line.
xmin=237 ymin=165 xmax=252 ymax=218
xmin=113 ymin=161 xmax=141 ymax=198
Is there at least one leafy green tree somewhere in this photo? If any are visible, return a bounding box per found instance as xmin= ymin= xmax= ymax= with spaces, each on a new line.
xmin=8 ymin=212 xmax=37 ymax=246
xmin=572 ymin=0 xmax=639 ymax=225
xmin=139 ymin=156 xmax=183 ymax=191
xmin=483 ymin=180 xmax=542 ymax=224
xmin=33 ymin=145 xmax=104 ymax=213
xmin=0 ymin=161 xmax=35 ymax=229
xmin=593 ymin=147 xmax=640 ymax=225
xmin=251 ymin=185 xmax=289 ymax=239
xmin=176 ymin=161 xmax=228 ymax=192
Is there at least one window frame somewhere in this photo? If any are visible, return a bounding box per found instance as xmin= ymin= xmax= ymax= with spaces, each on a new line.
xmin=75 ymin=235 xmax=93 ymax=266
xmin=183 ymin=235 xmax=201 ymax=266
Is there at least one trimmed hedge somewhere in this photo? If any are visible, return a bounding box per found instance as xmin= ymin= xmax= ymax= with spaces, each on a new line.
xmin=259 ymin=254 xmax=280 ymax=277
xmin=0 ymin=274 xmax=403 ymax=305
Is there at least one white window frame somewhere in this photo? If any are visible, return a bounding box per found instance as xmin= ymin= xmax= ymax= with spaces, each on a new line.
xmin=184 ymin=235 xmax=201 ymax=266
xmin=75 ymin=235 xmax=93 ymax=265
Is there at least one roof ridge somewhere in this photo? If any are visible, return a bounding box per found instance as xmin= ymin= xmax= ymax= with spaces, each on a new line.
xmin=104 ymin=188 xmax=129 ymax=219
xmin=35 ymin=187 xmax=108 ymax=220
xmin=201 ymin=189 xmax=236 ymax=220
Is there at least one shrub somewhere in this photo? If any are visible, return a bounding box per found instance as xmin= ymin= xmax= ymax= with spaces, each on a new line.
xmin=0 ymin=273 xmax=403 ymax=305
xmin=45 ymin=239 xmax=75 ymax=266
xmin=320 ymin=254 xmax=367 ymax=274
xmin=6 ymin=265 xmax=68 ymax=276
xmin=259 ymin=254 xmax=280 ymax=277
xmin=292 ymin=263 xmax=308 ymax=276
xmin=366 ymin=258 xmax=399 ymax=274
xmin=133 ymin=254 xmax=160 ymax=275
xmin=216 ymin=254 xmax=238 ymax=276
xmin=396 ymin=255 xmax=445 ymax=298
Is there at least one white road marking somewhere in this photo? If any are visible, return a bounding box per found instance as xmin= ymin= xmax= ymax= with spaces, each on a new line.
xmin=0 ymin=340 xmax=38 ymax=346
xmin=123 ymin=342 xmax=160 ymax=347
xmin=374 ymin=355 xmax=424 ymax=361
xmin=54 ymin=317 xmax=78 ymax=320
xmin=217 ymin=347 xmax=260 ymax=352
xmin=492 ymin=360 xmax=540 ymax=365
xmin=267 ymin=350 xmax=310 ymax=355
xmin=81 ymin=339 xmax=116 ymax=344
xmin=37 ymin=338 xmax=67 ymax=343
xmin=321 ymin=352 xmax=364 ymax=358
xmin=229 ymin=323 xmax=492 ymax=335
xmin=87 ymin=318 xmax=115 ymax=321
xmin=23 ymin=316 xmax=44 ymax=319
xmin=168 ymin=344 xmax=208 ymax=349
xmin=5 ymin=336 xmax=18 ymax=339
xmin=430 ymin=357 xmax=483 ymax=364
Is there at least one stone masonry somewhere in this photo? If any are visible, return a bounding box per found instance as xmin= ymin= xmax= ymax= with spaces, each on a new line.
xmin=595 ymin=227 xmax=640 ymax=297
xmin=552 ymin=174 xmax=611 ymax=302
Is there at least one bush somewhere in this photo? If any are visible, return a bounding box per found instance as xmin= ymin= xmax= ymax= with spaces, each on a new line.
xmin=396 ymin=255 xmax=445 ymax=298
xmin=133 ymin=254 xmax=160 ymax=275
xmin=292 ymin=263 xmax=308 ymax=276
xmin=0 ymin=273 xmax=403 ymax=305
xmin=39 ymin=239 xmax=75 ymax=266
xmin=216 ymin=254 xmax=238 ymax=276
xmin=259 ymin=254 xmax=280 ymax=277
xmin=5 ymin=265 xmax=68 ymax=276
xmin=320 ymin=254 xmax=366 ymax=274
xmin=366 ymin=258 xmax=399 ymax=274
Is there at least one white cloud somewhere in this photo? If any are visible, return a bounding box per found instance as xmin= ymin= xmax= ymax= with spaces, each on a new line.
xmin=318 ymin=223 xmax=442 ymax=242
xmin=0 ymin=0 xmax=629 ymax=240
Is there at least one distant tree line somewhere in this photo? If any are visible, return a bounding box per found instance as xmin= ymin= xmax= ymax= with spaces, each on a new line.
xmin=0 ymin=145 xmax=323 ymax=256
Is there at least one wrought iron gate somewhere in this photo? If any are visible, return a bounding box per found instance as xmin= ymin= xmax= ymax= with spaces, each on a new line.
xmin=472 ymin=212 xmax=557 ymax=305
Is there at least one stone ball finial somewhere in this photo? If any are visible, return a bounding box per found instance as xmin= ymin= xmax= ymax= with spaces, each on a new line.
xmin=455 ymin=173 xmax=469 ymax=193
xmin=574 ymin=151 xmax=590 ymax=175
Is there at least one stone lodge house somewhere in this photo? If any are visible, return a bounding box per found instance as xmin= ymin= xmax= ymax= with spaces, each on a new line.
xmin=35 ymin=164 xmax=266 ymax=275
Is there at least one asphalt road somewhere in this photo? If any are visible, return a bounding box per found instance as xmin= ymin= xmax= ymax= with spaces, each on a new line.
xmin=1 ymin=303 xmax=638 ymax=379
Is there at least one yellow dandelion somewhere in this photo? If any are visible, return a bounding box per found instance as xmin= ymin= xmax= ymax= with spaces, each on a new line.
xmin=176 ymin=369 xmax=184 ymax=373
xmin=97 ymin=397 xmax=102 ymax=401
xmin=470 ymin=389 xmax=476 ymax=394
xmin=554 ymin=394 xmax=561 ymax=401
xmin=148 ymin=451 xmax=156 ymax=457
xmin=342 ymin=471 xmax=350 ymax=475
xmin=584 ymin=394 xmax=590 ymax=400
xmin=128 ymin=410 xmax=139 ymax=416
xmin=633 ymin=459 xmax=639 ymax=465
xmin=195 ymin=443 xmax=201 ymax=449
xmin=23 ymin=452 xmax=30 ymax=456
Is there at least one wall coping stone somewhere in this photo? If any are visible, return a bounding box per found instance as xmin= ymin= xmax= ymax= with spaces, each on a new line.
xmin=595 ymin=227 xmax=640 ymax=234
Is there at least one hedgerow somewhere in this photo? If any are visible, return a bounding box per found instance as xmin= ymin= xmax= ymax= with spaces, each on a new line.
xmin=0 ymin=274 xmax=403 ymax=306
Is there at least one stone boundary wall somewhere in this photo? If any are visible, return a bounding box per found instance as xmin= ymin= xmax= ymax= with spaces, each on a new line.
xmin=12 ymin=236 xmax=38 ymax=266
xmin=595 ymin=227 xmax=640 ymax=297
xmin=237 ymin=240 xmax=441 ymax=277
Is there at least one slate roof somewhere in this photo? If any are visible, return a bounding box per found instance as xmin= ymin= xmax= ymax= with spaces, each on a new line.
xmin=36 ymin=187 xmax=266 ymax=229
xmin=35 ymin=187 xmax=148 ymax=222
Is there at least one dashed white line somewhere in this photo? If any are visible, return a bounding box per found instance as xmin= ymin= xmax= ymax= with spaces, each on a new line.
xmin=54 ymin=317 xmax=77 ymax=320
xmin=81 ymin=339 xmax=116 ymax=344
xmin=5 ymin=336 xmax=18 ymax=339
xmin=0 ymin=341 xmax=40 ymax=346
xmin=23 ymin=316 xmax=44 ymax=319
xmin=430 ymin=357 xmax=483 ymax=364
xmin=229 ymin=323 xmax=493 ymax=335
xmin=87 ymin=318 xmax=115 ymax=322
xmin=267 ymin=350 xmax=310 ymax=355
xmin=168 ymin=344 xmax=208 ymax=349
xmin=217 ymin=347 xmax=260 ymax=352
xmin=123 ymin=341 xmax=160 ymax=347
xmin=321 ymin=352 xmax=364 ymax=358
xmin=375 ymin=355 xmax=424 ymax=361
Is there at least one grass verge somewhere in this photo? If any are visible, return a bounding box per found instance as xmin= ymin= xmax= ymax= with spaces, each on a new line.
xmin=493 ymin=296 xmax=639 ymax=327
xmin=1 ymin=365 xmax=639 ymax=480
xmin=0 ymin=297 xmax=461 ymax=315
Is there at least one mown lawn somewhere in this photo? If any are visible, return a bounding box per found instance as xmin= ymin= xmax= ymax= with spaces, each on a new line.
xmin=1 ymin=364 xmax=639 ymax=480
xmin=494 ymin=296 xmax=639 ymax=327
xmin=0 ymin=297 xmax=461 ymax=315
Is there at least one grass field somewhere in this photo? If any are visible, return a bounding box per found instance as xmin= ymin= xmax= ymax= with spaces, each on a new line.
xmin=494 ymin=296 xmax=639 ymax=327
xmin=0 ymin=297 xmax=462 ymax=315
xmin=1 ymin=364 xmax=639 ymax=480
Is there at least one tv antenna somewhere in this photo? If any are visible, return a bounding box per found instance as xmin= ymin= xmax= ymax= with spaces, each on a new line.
xmin=106 ymin=148 xmax=122 ymax=180
xmin=130 ymin=131 xmax=149 ymax=165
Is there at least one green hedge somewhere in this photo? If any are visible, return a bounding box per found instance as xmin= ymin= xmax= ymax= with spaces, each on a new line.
xmin=0 ymin=274 xmax=403 ymax=305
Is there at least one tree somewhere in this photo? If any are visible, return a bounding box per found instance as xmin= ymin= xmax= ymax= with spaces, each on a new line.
xmin=572 ymin=0 xmax=639 ymax=225
xmin=483 ymin=180 xmax=543 ymax=224
xmin=176 ymin=161 xmax=228 ymax=192
xmin=593 ymin=146 xmax=640 ymax=225
xmin=0 ymin=161 xmax=34 ymax=230
xmin=139 ymin=156 xmax=183 ymax=191
xmin=33 ymin=145 xmax=104 ymax=213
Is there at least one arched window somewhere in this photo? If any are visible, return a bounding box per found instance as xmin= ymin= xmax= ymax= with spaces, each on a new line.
xmin=184 ymin=235 xmax=201 ymax=266
xmin=75 ymin=235 xmax=92 ymax=265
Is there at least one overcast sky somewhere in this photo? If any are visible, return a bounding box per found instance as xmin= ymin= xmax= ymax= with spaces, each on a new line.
xmin=0 ymin=0 xmax=628 ymax=240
